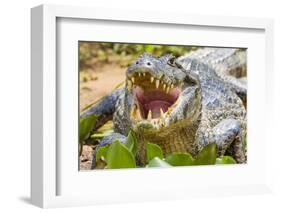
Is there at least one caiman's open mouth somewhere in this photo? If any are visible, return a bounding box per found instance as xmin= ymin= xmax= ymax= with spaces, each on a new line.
xmin=127 ymin=71 xmax=183 ymax=123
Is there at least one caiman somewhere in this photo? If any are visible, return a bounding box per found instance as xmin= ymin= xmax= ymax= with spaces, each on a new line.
xmin=81 ymin=48 xmax=247 ymax=167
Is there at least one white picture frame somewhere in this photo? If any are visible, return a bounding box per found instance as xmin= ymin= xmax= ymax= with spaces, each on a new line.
xmin=31 ymin=4 xmax=274 ymax=208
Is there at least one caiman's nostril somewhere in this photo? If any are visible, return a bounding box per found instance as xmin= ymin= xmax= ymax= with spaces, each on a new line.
xmin=136 ymin=61 xmax=139 ymax=65
xmin=147 ymin=62 xmax=151 ymax=66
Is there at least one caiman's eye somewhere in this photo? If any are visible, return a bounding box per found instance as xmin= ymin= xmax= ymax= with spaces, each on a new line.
xmin=168 ymin=57 xmax=184 ymax=69
xmin=167 ymin=57 xmax=176 ymax=67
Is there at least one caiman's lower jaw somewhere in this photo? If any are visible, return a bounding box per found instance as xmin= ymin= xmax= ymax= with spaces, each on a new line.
xmin=127 ymin=71 xmax=183 ymax=128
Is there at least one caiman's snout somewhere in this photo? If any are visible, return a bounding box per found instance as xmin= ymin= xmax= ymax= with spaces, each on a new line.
xmin=127 ymin=54 xmax=161 ymax=80
xmin=135 ymin=58 xmax=153 ymax=68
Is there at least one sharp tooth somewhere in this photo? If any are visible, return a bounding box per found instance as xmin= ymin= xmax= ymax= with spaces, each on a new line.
xmin=171 ymin=84 xmax=174 ymax=89
xmin=130 ymin=105 xmax=136 ymax=118
xmin=127 ymin=80 xmax=132 ymax=90
xmin=163 ymin=83 xmax=166 ymax=90
xmin=131 ymin=77 xmax=135 ymax=83
xmin=155 ymin=79 xmax=160 ymax=89
xmin=143 ymin=72 xmax=146 ymax=76
xmin=136 ymin=108 xmax=142 ymax=120
xmin=147 ymin=110 xmax=152 ymax=120
xmin=167 ymin=107 xmax=173 ymax=113
xmin=150 ymin=77 xmax=154 ymax=83
xmin=138 ymin=73 xmax=141 ymax=77
xmin=160 ymin=108 xmax=165 ymax=118
xmin=166 ymin=86 xmax=170 ymax=93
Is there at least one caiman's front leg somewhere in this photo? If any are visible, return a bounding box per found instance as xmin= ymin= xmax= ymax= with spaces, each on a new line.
xmin=81 ymin=88 xmax=124 ymax=131
xmin=210 ymin=119 xmax=246 ymax=163
xmin=197 ymin=119 xmax=246 ymax=163
xmin=80 ymin=88 xmax=127 ymax=168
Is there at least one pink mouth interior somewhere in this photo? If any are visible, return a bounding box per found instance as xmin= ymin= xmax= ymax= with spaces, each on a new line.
xmin=133 ymin=86 xmax=180 ymax=118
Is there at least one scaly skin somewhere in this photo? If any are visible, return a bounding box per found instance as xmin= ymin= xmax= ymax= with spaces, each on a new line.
xmin=182 ymin=48 xmax=247 ymax=105
xmin=184 ymin=48 xmax=247 ymax=78
xmin=81 ymin=48 xmax=247 ymax=167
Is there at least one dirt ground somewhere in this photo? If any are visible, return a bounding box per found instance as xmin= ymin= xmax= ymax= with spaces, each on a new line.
xmin=79 ymin=63 xmax=126 ymax=170
xmin=80 ymin=63 xmax=126 ymax=111
xmin=79 ymin=145 xmax=94 ymax=170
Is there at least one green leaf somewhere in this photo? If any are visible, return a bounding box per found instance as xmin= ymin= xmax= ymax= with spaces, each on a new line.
xmin=166 ymin=153 xmax=194 ymax=166
xmin=194 ymin=143 xmax=217 ymax=165
xmin=124 ymin=130 xmax=138 ymax=156
xmin=106 ymin=140 xmax=136 ymax=169
xmin=146 ymin=143 xmax=164 ymax=162
xmin=216 ymin=156 xmax=236 ymax=164
xmin=95 ymin=145 xmax=109 ymax=162
xmin=148 ymin=157 xmax=172 ymax=168
xmin=79 ymin=114 xmax=98 ymax=142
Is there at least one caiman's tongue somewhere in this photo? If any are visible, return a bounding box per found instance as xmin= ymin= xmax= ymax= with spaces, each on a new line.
xmin=133 ymin=86 xmax=180 ymax=119
xmin=144 ymin=101 xmax=170 ymax=118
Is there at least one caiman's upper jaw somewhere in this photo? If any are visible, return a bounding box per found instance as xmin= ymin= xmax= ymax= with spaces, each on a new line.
xmin=127 ymin=70 xmax=183 ymax=126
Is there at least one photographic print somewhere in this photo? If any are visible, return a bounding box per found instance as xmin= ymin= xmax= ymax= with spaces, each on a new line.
xmin=79 ymin=42 xmax=247 ymax=170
